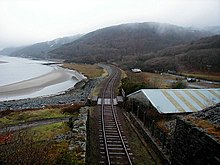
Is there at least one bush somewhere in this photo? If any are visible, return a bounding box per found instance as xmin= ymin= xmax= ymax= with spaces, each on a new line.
xmin=0 ymin=131 xmax=52 ymax=164
xmin=61 ymin=103 xmax=84 ymax=114
xmin=120 ymin=77 xmax=149 ymax=95
xmin=171 ymin=81 xmax=186 ymax=89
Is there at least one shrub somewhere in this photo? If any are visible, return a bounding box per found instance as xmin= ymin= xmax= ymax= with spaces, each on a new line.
xmin=61 ymin=103 xmax=84 ymax=114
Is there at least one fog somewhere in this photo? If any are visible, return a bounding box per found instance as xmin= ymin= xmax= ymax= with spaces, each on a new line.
xmin=0 ymin=0 xmax=219 ymax=49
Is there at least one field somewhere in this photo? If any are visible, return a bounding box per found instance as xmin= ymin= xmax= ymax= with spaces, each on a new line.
xmin=180 ymin=71 xmax=220 ymax=82
xmin=0 ymin=104 xmax=84 ymax=164
xmin=124 ymin=70 xmax=220 ymax=90
xmin=63 ymin=63 xmax=106 ymax=79
xmin=0 ymin=104 xmax=80 ymax=127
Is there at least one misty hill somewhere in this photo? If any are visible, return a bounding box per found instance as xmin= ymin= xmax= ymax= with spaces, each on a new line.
xmin=49 ymin=22 xmax=210 ymax=62
xmin=6 ymin=34 xmax=82 ymax=59
xmin=0 ymin=46 xmax=26 ymax=56
xmin=125 ymin=35 xmax=220 ymax=72
xmin=201 ymin=26 xmax=220 ymax=35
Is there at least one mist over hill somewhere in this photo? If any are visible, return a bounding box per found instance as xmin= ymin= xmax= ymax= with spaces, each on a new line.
xmin=49 ymin=22 xmax=210 ymax=63
xmin=1 ymin=22 xmax=219 ymax=73
xmin=0 ymin=34 xmax=82 ymax=59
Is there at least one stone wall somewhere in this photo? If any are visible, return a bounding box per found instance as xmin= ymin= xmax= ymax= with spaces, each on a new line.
xmin=171 ymin=119 xmax=220 ymax=165
xmin=128 ymin=103 xmax=220 ymax=164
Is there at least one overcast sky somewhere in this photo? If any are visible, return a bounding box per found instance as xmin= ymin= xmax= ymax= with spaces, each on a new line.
xmin=0 ymin=0 xmax=219 ymax=49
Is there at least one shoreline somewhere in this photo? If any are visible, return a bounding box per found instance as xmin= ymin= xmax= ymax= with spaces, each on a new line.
xmin=0 ymin=77 xmax=104 ymax=111
xmin=0 ymin=67 xmax=80 ymax=101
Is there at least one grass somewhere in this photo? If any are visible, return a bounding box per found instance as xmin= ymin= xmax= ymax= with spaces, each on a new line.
xmin=29 ymin=122 xmax=69 ymax=141
xmin=142 ymin=72 xmax=177 ymax=88
xmin=63 ymin=63 xmax=105 ymax=79
xmin=0 ymin=123 xmax=74 ymax=164
xmin=123 ymin=71 xmax=172 ymax=89
xmin=121 ymin=111 xmax=161 ymax=165
xmin=0 ymin=107 xmax=76 ymax=127
xmin=131 ymin=71 xmax=220 ymax=89
xmin=185 ymin=116 xmax=220 ymax=141
xmin=0 ymin=105 xmax=84 ymax=164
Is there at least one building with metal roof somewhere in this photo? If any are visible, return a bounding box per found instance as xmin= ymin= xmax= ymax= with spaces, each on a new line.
xmin=127 ymin=89 xmax=220 ymax=114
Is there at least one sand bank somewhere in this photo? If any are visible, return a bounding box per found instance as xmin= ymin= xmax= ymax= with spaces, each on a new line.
xmin=0 ymin=61 xmax=8 ymax=64
xmin=0 ymin=67 xmax=76 ymax=97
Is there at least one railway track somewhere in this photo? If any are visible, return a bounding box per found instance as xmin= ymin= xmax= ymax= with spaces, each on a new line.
xmin=98 ymin=66 xmax=133 ymax=165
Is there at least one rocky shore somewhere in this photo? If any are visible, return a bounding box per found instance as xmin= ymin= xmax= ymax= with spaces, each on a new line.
xmin=0 ymin=77 xmax=103 ymax=111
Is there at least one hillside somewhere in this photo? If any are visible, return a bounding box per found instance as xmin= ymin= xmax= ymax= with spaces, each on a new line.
xmin=0 ymin=46 xmax=26 ymax=56
xmin=123 ymin=35 xmax=220 ymax=72
xmin=5 ymin=34 xmax=82 ymax=59
xmin=49 ymin=22 xmax=210 ymax=63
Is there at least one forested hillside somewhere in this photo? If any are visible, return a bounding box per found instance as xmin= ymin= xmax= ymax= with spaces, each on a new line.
xmin=49 ymin=22 xmax=210 ymax=63
xmin=2 ymin=35 xmax=82 ymax=58
xmin=125 ymin=35 xmax=220 ymax=72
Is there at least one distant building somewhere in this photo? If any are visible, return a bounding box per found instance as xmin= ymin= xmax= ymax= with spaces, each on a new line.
xmin=131 ymin=68 xmax=141 ymax=73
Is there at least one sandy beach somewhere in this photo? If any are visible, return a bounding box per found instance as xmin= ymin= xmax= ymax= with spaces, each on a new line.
xmin=0 ymin=67 xmax=75 ymax=97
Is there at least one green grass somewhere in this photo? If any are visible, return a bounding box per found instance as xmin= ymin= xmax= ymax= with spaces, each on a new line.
xmin=29 ymin=122 xmax=69 ymax=141
xmin=0 ymin=108 xmax=73 ymax=127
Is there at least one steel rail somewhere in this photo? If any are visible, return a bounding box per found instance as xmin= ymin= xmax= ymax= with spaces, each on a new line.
xmin=101 ymin=69 xmax=115 ymax=165
xmin=110 ymin=70 xmax=133 ymax=165
xmin=100 ymin=66 xmax=132 ymax=165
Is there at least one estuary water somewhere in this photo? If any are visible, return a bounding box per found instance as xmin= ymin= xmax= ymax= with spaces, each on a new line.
xmin=0 ymin=55 xmax=86 ymax=101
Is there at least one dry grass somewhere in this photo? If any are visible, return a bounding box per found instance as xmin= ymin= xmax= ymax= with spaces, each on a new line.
xmin=186 ymin=116 xmax=220 ymax=141
xmin=124 ymin=71 xmax=172 ymax=89
xmin=181 ymin=72 xmax=220 ymax=82
xmin=63 ymin=63 xmax=104 ymax=78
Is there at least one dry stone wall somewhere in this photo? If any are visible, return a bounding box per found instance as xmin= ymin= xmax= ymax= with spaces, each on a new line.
xmin=171 ymin=118 xmax=220 ymax=165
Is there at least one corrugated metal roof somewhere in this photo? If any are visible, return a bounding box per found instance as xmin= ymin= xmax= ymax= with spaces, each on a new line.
xmin=128 ymin=89 xmax=220 ymax=114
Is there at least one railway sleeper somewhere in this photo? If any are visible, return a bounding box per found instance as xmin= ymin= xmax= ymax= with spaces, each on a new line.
xmin=108 ymin=147 xmax=131 ymax=151
xmin=104 ymin=125 xmax=117 ymax=128
xmin=107 ymin=140 xmax=128 ymax=144
xmin=109 ymin=152 xmax=133 ymax=156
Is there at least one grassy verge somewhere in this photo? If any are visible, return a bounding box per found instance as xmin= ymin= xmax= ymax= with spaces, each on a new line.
xmin=63 ymin=63 xmax=104 ymax=79
xmin=118 ymin=110 xmax=161 ymax=165
xmin=0 ymin=122 xmax=81 ymax=164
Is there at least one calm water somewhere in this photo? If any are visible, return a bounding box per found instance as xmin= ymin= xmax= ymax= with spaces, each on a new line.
xmin=0 ymin=55 xmax=85 ymax=101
